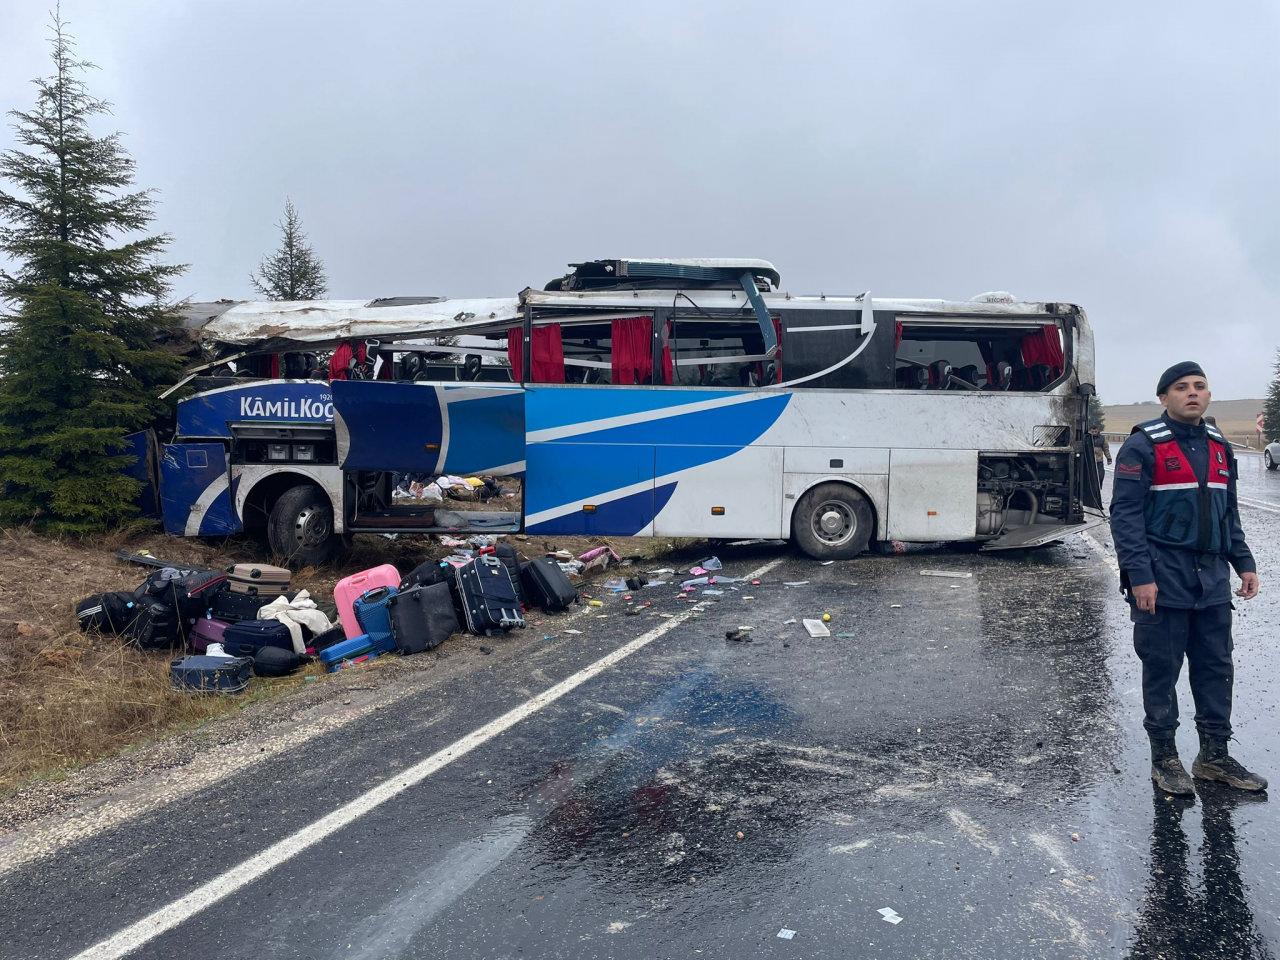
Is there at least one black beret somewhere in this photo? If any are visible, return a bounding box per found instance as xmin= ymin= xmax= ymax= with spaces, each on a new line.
xmin=1156 ymin=361 xmax=1206 ymax=396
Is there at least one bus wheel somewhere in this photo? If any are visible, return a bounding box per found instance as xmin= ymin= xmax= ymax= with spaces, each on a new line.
xmin=268 ymin=484 xmax=339 ymax=566
xmin=792 ymin=482 xmax=873 ymax=560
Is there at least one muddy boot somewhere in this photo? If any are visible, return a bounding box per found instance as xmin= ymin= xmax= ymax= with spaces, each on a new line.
xmin=1192 ymin=735 xmax=1268 ymax=792
xmin=1149 ymin=737 xmax=1194 ymax=796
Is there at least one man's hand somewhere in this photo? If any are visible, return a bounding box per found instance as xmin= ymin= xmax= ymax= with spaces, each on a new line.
xmin=1133 ymin=582 xmax=1158 ymax=613
xmin=1237 ymin=571 xmax=1260 ymax=600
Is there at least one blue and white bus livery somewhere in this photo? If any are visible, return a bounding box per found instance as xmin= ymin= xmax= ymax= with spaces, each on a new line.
xmin=134 ymin=259 xmax=1102 ymax=564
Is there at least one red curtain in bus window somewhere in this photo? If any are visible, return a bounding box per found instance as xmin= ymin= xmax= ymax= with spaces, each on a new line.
xmin=506 ymin=325 xmax=565 ymax=383
xmin=611 ymin=316 xmax=654 ymax=385
xmin=1020 ymin=324 xmax=1064 ymax=379
xmin=895 ymin=320 xmax=903 ymax=351
xmin=328 ymin=341 xmax=365 ymax=381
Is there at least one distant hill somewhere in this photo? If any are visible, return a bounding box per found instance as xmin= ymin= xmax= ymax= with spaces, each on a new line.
xmin=1103 ymin=398 xmax=1265 ymax=446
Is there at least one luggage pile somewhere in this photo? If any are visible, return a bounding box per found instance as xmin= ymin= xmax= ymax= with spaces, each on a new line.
xmin=77 ymin=562 xmax=321 ymax=694
xmin=324 ymin=544 xmax=579 ymax=673
xmin=76 ymin=541 xmax=581 ymax=689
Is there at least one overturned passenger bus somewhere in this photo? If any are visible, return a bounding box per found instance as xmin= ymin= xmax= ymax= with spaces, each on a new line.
xmin=132 ymin=259 xmax=1104 ymax=563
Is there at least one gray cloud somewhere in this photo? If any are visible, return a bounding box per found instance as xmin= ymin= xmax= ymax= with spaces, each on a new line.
xmin=2 ymin=0 xmax=1276 ymax=400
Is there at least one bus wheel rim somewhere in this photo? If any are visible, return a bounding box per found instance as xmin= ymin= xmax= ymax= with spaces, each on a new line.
xmin=813 ymin=500 xmax=855 ymax=545
xmin=294 ymin=504 xmax=331 ymax=547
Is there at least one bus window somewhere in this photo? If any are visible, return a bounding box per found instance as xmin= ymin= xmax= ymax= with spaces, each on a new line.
xmin=895 ymin=321 xmax=1066 ymax=392
xmin=668 ymin=317 xmax=779 ymax=387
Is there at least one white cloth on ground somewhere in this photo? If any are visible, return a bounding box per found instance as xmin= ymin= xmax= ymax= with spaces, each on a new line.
xmin=257 ymin=590 xmax=333 ymax=654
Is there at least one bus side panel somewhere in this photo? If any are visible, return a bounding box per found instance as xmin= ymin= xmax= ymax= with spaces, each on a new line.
xmin=160 ymin=442 xmax=241 ymax=536
xmin=886 ymin=449 xmax=978 ymax=541
xmin=122 ymin=429 xmax=161 ymax=520
xmin=524 ymin=443 xmax=657 ymax=536
xmin=332 ymin=381 xmax=524 ymax=475
xmin=651 ymin=446 xmax=784 ymax=538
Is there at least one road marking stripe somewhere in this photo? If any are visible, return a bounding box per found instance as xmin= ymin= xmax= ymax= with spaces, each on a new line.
xmin=1236 ymin=495 xmax=1280 ymax=515
xmin=1081 ymin=530 xmax=1120 ymax=576
xmin=69 ymin=555 xmax=787 ymax=960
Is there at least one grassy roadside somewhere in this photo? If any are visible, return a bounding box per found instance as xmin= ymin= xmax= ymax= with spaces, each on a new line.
xmin=0 ymin=526 xmax=687 ymax=795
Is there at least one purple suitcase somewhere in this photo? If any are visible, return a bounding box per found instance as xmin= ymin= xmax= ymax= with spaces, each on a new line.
xmin=190 ymin=617 xmax=231 ymax=654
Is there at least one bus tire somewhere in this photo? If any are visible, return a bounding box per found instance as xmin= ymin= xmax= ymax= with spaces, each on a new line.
xmin=791 ymin=482 xmax=874 ymax=560
xmin=267 ymin=483 xmax=339 ymax=566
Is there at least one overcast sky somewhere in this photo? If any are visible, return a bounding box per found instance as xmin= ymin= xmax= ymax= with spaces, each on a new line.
xmin=1 ymin=0 xmax=1276 ymax=402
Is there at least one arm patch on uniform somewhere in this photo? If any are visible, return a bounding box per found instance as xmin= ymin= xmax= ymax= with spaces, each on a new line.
xmin=1115 ymin=460 xmax=1142 ymax=479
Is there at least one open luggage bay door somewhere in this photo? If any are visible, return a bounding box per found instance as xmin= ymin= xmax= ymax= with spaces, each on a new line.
xmin=979 ymin=508 xmax=1107 ymax=550
xmin=332 ymin=380 xmax=525 ymax=533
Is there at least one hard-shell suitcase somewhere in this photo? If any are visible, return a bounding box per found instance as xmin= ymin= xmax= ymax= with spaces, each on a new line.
xmin=388 ymin=583 xmax=460 ymax=654
xmin=455 ymin=556 xmax=524 ymax=636
xmin=190 ymin=617 xmax=231 ymax=654
xmin=226 ymin=563 xmax=292 ymax=596
xmin=222 ymin=619 xmax=294 ymax=658
xmin=252 ymin=645 xmax=303 ymax=677
xmin=334 ymin=564 xmax=401 ymax=639
xmin=211 ymin=590 xmax=268 ymax=623
xmin=319 ymin=633 xmax=379 ymax=671
xmin=308 ymin=624 xmax=348 ymax=655
xmin=354 ymin=586 xmax=398 ymax=649
xmin=169 ymin=655 xmax=252 ymax=694
xmin=76 ymin=591 xmax=138 ymax=634
xmin=520 ymin=557 xmax=579 ymax=613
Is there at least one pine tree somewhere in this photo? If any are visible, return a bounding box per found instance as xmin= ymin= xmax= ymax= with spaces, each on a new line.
xmin=0 ymin=13 xmax=184 ymax=534
xmin=1087 ymin=394 xmax=1105 ymax=431
xmin=251 ymin=199 xmax=328 ymax=300
xmin=1263 ymin=347 xmax=1280 ymax=444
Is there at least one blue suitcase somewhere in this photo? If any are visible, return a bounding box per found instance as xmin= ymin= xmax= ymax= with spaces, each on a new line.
xmin=354 ymin=586 xmax=397 ymax=649
xmin=319 ymin=633 xmax=384 ymax=672
xmin=169 ymin=655 xmax=252 ymax=694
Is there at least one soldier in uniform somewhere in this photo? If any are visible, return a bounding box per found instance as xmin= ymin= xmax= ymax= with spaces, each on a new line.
xmin=1110 ymin=361 xmax=1264 ymax=795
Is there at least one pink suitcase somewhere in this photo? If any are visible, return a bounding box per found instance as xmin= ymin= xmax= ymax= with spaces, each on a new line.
xmin=333 ymin=564 xmax=401 ymax=639
xmin=190 ymin=616 xmax=232 ymax=653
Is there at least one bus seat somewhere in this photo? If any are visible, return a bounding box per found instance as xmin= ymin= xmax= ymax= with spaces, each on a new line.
xmin=928 ymin=360 xmax=952 ymax=388
xmin=1029 ymin=364 xmax=1052 ymax=389
xmin=954 ymin=364 xmax=980 ymax=388
xmin=985 ymin=361 xmax=1013 ymax=390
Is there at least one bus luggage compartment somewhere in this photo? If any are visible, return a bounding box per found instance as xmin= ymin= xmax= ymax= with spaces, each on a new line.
xmin=332 ymin=380 xmax=525 ymax=533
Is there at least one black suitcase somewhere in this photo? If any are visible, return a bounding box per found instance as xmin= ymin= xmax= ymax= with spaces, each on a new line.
xmin=308 ymin=624 xmax=348 ymax=654
xmin=520 ymin=557 xmax=578 ymax=612
xmin=388 ymin=583 xmax=460 ymax=654
xmin=454 ymin=556 xmax=524 ymax=636
xmin=401 ymin=559 xmax=450 ymax=590
xmin=76 ymin=591 xmax=139 ymax=634
xmin=222 ymin=619 xmax=295 ymax=658
xmin=211 ymin=590 xmax=270 ymax=623
xmin=252 ymin=646 xmax=303 ymax=677
xmin=170 ymin=655 xmax=252 ymax=694
xmin=136 ymin=567 xmax=228 ymax=620
xmin=126 ymin=599 xmax=183 ymax=649
xmin=493 ymin=543 xmax=525 ymax=605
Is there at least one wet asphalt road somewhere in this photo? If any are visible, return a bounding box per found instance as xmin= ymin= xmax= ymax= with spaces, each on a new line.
xmin=2 ymin=459 xmax=1278 ymax=960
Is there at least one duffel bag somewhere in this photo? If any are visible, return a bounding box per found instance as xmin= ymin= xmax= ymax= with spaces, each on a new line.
xmin=76 ymin=591 xmax=138 ymax=634
xmin=252 ymin=646 xmax=303 ymax=677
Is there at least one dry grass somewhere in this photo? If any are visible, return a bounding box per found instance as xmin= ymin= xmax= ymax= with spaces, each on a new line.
xmin=0 ymin=525 xmax=691 ymax=794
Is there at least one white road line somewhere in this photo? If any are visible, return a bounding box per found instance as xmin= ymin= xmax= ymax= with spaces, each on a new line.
xmin=69 ymin=555 xmax=787 ymax=960
xmin=1236 ymin=495 xmax=1280 ymax=515
xmin=1081 ymin=530 xmax=1120 ymax=576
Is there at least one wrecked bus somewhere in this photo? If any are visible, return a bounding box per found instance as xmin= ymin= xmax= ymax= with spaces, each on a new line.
xmin=130 ymin=259 xmax=1103 ymax=564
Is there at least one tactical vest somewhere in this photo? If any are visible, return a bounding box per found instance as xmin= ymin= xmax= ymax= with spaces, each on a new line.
xmin=1133 ymin=418 xmax=1233 ymax=554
